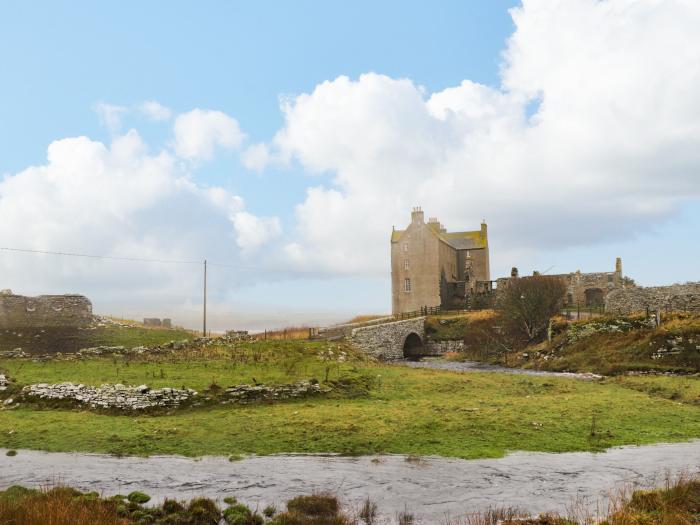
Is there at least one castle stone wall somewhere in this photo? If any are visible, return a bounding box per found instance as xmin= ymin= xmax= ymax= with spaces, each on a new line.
xmin=605 ymin=283 xmax=700 ymax=314
xmin=0 ymin=292 xmax=93 ymax=328
xmin=348 ymin=317 xmax=425 ymax=360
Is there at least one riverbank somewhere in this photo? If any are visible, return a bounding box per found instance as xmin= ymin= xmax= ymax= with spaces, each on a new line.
xmin=3 ymin=441 xmax=700 ymax=522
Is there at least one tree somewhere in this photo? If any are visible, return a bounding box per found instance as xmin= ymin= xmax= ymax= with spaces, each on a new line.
xmin=497 ymin=275 xmax=567 ymax=341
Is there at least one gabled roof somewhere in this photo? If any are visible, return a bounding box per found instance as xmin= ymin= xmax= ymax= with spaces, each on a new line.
xmin=391 ymin=226 xmax=487 ymax=249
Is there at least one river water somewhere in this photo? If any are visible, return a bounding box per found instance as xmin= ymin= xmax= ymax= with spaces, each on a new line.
xmin=400 ymin=358 xmax=602 ymax=379
xmin=2 ymin=442 xmax=700 ymax=523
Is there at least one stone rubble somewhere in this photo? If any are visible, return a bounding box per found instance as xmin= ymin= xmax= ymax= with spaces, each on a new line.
xmin=0 ymin=374 xmax=9 ymax=391
xmin=22 ymin=382 xmax=197 ymax=410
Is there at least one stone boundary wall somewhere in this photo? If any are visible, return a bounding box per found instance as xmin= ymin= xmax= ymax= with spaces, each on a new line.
xmin=605 ymin=283 xmax=700 ymax=314
xmin=425 ymin=340 xmax=465 ymax=355
xmin=22 ymin=383 xmax=196 ymax=410
xmin=0 ymin=293 xmax=93 ymax=328
xmin=348 ymin=317 xmax=425 ymax=360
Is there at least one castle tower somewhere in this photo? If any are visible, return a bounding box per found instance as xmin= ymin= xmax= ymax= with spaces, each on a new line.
xmin=615 ymin=257 xmax=623 ymax=286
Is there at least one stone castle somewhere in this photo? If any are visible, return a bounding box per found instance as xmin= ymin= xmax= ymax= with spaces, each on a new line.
xmin=390 ymin=208 xmax=640 ymax=314
xmin=391 ymin=208 xmax=490 ymax=314
xmin=0 ymin=289 xmax=93 ymax=328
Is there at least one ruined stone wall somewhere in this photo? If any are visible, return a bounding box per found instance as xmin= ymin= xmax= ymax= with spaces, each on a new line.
xmin=348 ymin=317 xmax=425 ymax=360
xmin=605 ymin=283 xmax=700 ymax=314
xmin=425 ymin=339 xmax=465 ymax=355
xmin=0 ymin=292 xmax=93 ymax=328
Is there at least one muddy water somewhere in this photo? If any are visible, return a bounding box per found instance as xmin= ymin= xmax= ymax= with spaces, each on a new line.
xmin=2 ymin=442 xmax=700 ymax=522
xmin=402 ymin=358 xmax=601 ymax=379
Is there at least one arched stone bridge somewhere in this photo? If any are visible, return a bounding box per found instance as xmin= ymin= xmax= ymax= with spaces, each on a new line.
xmin=316 ymin=316 xmax=435 ymax=360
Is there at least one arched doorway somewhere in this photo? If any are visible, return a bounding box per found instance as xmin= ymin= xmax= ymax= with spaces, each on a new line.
xmin=584 ymin=288 xmax=604 ymax=307
xmin=403 ymin=332 xmax=425 ymax=360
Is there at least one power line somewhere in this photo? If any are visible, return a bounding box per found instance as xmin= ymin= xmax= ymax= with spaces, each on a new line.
xmin=0 ymin=246 xmax=200 ymax=265
xmin=0 ymin=245 xmax=373 ymax=276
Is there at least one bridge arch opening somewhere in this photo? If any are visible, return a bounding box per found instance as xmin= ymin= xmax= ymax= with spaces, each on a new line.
xmin=402 ymin=332 xmax=425 ymax=360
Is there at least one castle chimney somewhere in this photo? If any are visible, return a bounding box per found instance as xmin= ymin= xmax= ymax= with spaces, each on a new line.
xmin=480 ymin=220 xmax=487 ymax=239
xmin=411 ymin=206 xmax=425 ymax=225
xmin=511 ymin=267 xmax=519 ymax=278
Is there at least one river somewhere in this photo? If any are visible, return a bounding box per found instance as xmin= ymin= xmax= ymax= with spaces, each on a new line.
xmin=2 ymin=441 xmax=699 ymax=523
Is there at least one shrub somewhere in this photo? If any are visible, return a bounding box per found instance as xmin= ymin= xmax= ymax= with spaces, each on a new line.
xmin=162 ymin=498 xmax=185 ymax=514
xmin=128 ymin=491 xmax=152 ymax=504
xmin=5 ymin=449 xmax=17 ymax=457
xmin=272 ymin=493 xmax=351 ymax=525
xmin=498 ymin=275 xmax=567 ymax=341
xmin=186 ymin=497 xmax=221 ymax=525
xmin=286 ymin=494 xmax=340 ymax=516
xmin=222 ymin=503 xmax=263 ymax=525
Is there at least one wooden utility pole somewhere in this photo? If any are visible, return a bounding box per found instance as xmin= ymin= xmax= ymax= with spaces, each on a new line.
xmin=203 ymin=259 xmax=207 ymax=337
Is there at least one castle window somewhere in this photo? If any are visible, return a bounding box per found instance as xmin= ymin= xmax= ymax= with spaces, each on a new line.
xmin=404 ymin=259 xmax=410 ymax=270
xmin=404 ymin=278 xmax=412 ymax=292
xmin=403 ymin=243 xmax=408 ymax=252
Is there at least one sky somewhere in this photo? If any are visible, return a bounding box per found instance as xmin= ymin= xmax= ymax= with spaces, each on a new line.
xmin=1 ymin=0 xmax=699 ymax=331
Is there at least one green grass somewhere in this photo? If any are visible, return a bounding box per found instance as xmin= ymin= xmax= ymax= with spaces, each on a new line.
xmin=608 ymin=375 xmax=700 ymax=405
xmin=0 ymin=340 xmax=342 ymax=390
xmin=1 ymin=340 xmax=699 ymax=458
xmin=0 ymin=325 xmax=194 ymax=355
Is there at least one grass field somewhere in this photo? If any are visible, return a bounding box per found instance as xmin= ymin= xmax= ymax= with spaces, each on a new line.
xmin=1 ymin=339 xmax=699 ymax=459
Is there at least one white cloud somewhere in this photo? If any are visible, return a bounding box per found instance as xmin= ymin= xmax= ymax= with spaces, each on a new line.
xmin=173 ymin=109 xmax=245 ymax=161
xmin=241 ymin=143 xmax=271 ymax=172
xmin=139 ymin=100 xmax=172 ymax=121
xmin=0 ymin=128 xmax=280 ymax=310
xmin=232 ymin=211 xmax=282 ymax=252
xmin=94 ymin=102 xmax=127 ymax=133
xmin=264 ymin=0 xmax=700 ymax=275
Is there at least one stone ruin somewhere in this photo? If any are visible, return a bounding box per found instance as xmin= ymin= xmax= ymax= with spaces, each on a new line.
xmin=0 ymin=290 xmax=93 ymax=329
xmin=605 ymin=282 xmax=700 ymax=314
xmin=143 ymin=318 xmax=172 ymax=328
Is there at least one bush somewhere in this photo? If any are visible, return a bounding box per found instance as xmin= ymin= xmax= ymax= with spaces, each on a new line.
xmin=186 ymin=497 xmax=221 ymax=525
xmin=128 ymin=491 xmax=152 ymax=504
xmin=161 ymin=498 xmax=185 ymax=514
xmin=271 ymin=493 xmax=351 ymax=525
xmin=498 ymin=275 xmax=567 ymax=341
xmin=222 ymin=503 xmax=263 ymax=525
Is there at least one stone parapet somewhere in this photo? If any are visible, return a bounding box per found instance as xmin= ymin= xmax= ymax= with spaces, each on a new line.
xmin=348 ymin=317 xmax=425 ymax=360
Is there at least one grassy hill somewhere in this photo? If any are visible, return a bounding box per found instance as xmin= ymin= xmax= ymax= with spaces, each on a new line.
xmin=0 ymin=320 xmax=194 ymax=355
xmin=517 ymin=313 xmax=700 ymax=375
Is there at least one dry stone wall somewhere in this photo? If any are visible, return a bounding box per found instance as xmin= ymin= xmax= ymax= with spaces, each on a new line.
xmin=22 ymin=383 xmax=196 ymax=410
xmin=0 ymin=291 xmax=93 ymax=328
xmin=605 ymin=283 xmax=700 ymax=314
xmin=348 ymin=317 xmax=425 ymax=360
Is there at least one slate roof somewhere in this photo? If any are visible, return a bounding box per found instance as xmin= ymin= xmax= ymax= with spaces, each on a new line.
xmin=391 ymin=227 xmax=487 ymax=250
